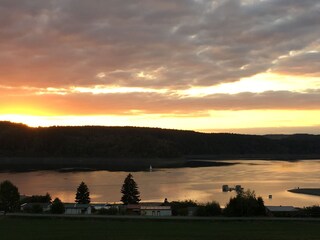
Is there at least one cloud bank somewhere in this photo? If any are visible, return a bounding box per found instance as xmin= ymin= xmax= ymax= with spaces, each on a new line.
xmin=1 ymin=0 xmax=320 ymax=131
xmin=1 ymin=0 xmax=319 ymax=88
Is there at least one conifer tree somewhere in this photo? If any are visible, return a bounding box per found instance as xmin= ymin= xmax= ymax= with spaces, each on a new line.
xmin=75 ymin=182 xmax=90 ymax=204
xmin=120 ymin=174 xmax=141 ymax=204
xmin=0 ymin=180 xmax=20 ymax=213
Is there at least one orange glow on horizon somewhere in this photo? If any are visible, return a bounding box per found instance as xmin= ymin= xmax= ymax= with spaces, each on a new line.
xmin=1 ymin=110 xmax=320 ymax=134
xmin=0 ymin=105 xmax=55 ymax=116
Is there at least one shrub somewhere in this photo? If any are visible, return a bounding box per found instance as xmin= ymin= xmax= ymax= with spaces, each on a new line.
xmin=31 ymin=204 xmax=43 ymax=213
xmin=224 ymin=189 xmax=266 ymax=217
xmin=196 ymin=201 xmax=221 ymax=216
xmin=170 ymin=200 xmax=198 ymax=216
xmin=303 ymin=205 xmax=320 ymax=217
xmin=50 ymin=198 xmax=65 ymax=214
xmin=97 ymin=207 xmax=118 ymax=215
xmin=21 ymin=193 xmax=52 ymax=204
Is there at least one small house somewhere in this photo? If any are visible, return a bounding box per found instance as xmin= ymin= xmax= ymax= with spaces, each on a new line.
xmin=141 ymin=206 xmax=172 ymax=216
xmin=266 ymin=205 xmax=299 ymax=217
xmin=64 ymin=203 xmax=92 ymax=215
xmin=90 ymin=203 xmax=109 ymax=211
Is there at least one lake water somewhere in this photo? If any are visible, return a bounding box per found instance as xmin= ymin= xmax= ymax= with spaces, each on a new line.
xmin=0 ymin=160 xmax=319 ymax=207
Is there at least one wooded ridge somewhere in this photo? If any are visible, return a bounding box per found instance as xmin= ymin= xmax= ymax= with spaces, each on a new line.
xmin=0 ymin=121 xmax=319 ymax=171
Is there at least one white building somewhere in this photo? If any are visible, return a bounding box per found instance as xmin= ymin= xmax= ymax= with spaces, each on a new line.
xmin=64 ymin=203 xmax=91 ymax=214
xmin=140 ymin=206 xmax=172 ymax=216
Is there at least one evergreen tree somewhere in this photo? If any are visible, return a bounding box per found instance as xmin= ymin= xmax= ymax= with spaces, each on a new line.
xmin=120 ymin=174 xmax=141 ymax=204
xmin=0 ymin=180 xmax=20 ymax=213
xmin=75 ymin=182 xmax=90 ymax=204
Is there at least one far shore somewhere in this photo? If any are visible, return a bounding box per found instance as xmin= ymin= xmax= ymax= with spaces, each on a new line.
xmin=0 ymin=157 xmax=238 ymax=172
xmin=0 ymin=155 xmax=319 ymax=172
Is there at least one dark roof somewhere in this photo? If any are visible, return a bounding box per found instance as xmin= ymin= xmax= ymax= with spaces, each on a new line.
xmin=126 ymin=204 xmax=141 ymax=209
xmin=141 ymin=206 xmax=171 ymax=210
xmin=64 ymin=203 xmax=91 ymax=209
xmin=21 ymin=203 xmax=51 ymax=208
xmin=266 ymin=206 xmax=298 ymax=212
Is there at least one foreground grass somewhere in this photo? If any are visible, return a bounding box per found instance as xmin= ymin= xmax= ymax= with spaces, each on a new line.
xmin=0 ymin=217 xmax=319 ymax=240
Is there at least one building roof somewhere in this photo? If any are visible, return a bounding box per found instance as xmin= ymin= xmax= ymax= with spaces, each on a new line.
xmin=91 ymin=204 xmax=107 ymax=207
xmin=126 ymin=204 xmax=141 ymax=209
xmin=21 ymin=203 xmax=51 ymax=208
xmin=266 ymin=206 xmax=298 ymax=212
xmin=141 ymin=206 xmax=171 ymax=210
xmin=64 ymin=203 xmax=91 ymax=209
xmin=140 ymin=202 xmax=164 ymax=206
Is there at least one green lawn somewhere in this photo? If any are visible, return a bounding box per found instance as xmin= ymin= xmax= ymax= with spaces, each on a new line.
xmin=0 ymin=217 xmax=319 ymax=240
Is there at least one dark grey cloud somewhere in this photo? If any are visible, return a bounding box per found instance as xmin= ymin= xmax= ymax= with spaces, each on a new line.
xmin=272 ymin=52 xmax=320 ymax=76
xmin=0 ymin=0 xmax=319 ymax=89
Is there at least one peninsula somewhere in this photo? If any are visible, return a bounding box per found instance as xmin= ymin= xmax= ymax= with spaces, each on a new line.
xmin=288 ymin=188 xmax=320 ymax=197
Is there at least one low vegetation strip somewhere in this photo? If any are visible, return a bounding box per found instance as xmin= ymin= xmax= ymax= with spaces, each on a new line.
xmin=0 ymin=217 xmax=319 ymax=240
xmin=5 ymin=213 xmax=320 ymax=221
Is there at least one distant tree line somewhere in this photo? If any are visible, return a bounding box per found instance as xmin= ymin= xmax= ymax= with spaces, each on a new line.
xmin=1 ymin=121 xmax=320 ymax=159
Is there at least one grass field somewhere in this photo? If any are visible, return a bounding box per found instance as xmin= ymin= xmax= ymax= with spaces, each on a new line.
xmin=0 ymin=217 xmax=319 ymax=240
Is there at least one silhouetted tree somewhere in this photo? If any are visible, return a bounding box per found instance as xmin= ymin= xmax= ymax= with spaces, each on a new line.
xmin=196 ymin=201 xmax=221 ymax=216
xmin=22 ymin=193 xmax=52 ymax=203
xmin=120 ymin=174 xmax=141 ymax=204
xmin=75 ymin=182 xmax=90 ymax=204
xmin=50 ymin=198 xmax=65 ymax=214
xmin=0 ymin=180 xmax=20 ymax=213
xmin=302 ymin=205 xmax=320 ymax=217
xmin=224 ymin=189 xmax=266 ymax=216
xmin=170 ymin=200 xmax=198 ymax=216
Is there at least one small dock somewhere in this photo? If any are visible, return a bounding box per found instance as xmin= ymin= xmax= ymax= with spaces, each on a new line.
xmin=222 ymin=185 xmax=243 ymax=193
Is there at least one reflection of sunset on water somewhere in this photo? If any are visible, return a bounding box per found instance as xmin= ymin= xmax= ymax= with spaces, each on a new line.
xmin=0 ymin=160 xmax=319 ymax=207
xmin=269 ymin=161 xmax=306 ymax=173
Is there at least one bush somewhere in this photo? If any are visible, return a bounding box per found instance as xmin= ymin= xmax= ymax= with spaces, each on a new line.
xmin=196 ymin=201 xmax=221 ymax=216
xmin=224 ymin=189 xmax=266 ymax=217
xmin=97 ymin=207 xmax=118 ymax=215
xmin=21 ymin=193 xmax=51 ymax=204
xmin=50 ymin=198 xmax=65 ymax=214
xmin=303 ymin=205 xmax=320 ymax=217
xmin=31 ymin=204 xmax=43 ymax=213
xmin=170 ymin=200 xmax=198 ymax=216
xmin=23 ymin=204 xmax=44 ymax=213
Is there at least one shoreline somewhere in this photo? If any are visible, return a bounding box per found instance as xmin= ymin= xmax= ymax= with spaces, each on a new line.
xmin=0 ymin=158 xmax=238 ymax=172
xmin=0 ymin=156 xmax=319 ymax=173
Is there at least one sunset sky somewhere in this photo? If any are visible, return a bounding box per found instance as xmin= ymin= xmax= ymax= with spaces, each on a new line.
xmin=1 ymin=0 xmax=320 ymax=134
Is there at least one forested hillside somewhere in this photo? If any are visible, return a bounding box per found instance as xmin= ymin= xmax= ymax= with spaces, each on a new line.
xmin=1 ymin=121 xmax=320 ymax=159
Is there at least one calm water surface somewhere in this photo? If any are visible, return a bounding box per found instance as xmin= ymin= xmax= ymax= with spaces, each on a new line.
xmin=0 ymin=160 xmax=319 ymax=207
